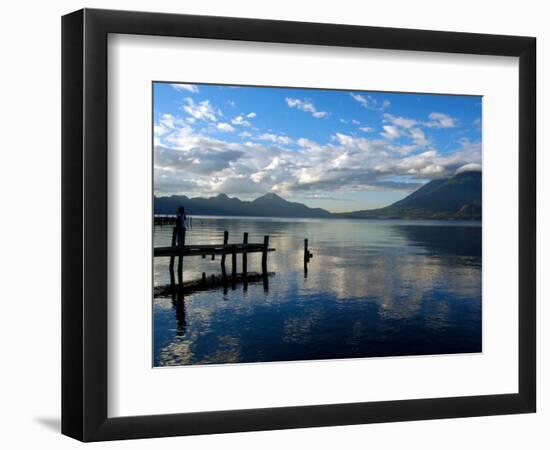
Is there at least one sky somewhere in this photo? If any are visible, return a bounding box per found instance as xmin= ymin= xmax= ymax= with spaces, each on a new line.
xmin=153 ymin=82 xmax=481 ymax=213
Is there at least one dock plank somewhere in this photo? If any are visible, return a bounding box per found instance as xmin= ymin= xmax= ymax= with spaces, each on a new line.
xmin=154 ymin=246 xmax=275 ymax=257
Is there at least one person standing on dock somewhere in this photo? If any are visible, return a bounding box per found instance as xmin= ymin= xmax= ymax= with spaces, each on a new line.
xmin=175 ymin=206 xmax=187 ymax=246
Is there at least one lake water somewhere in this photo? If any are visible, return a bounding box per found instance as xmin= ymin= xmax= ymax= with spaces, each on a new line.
xmin=153 ymin=217 xmax=481 ymax=367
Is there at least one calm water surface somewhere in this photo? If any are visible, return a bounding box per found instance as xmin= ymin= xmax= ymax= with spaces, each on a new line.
xmin=153 ymin=217 xmax=481 ymax=366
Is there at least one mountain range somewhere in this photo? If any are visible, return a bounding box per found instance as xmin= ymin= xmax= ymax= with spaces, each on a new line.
xmin=154 ymin=192 xmax=332 ymax=218
xmin=154 ymin=170 xmax=481 ymax=220
xmin=337 ymin=171 xmax=481 ymax=220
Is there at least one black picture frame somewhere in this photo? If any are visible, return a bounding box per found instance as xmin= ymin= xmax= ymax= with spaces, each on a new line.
xmin=62 ymin=8 xmax=536 ymax=442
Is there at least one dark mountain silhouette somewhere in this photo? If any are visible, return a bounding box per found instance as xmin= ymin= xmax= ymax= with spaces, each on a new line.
xmin=337 ymin=171 xmax=481 ymax=220
xmin=154 ymin=192 xmax=332 ymax=218
xmin=155 ymin=171 xmax=481 ymax=220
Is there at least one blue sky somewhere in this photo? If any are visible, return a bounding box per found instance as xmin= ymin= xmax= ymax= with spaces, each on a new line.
xmin=153 ymin=82 xmax=481 ymax=212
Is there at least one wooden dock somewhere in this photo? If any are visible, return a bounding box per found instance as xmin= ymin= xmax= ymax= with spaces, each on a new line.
xmin=154 ymin=227 xmax=275 ymax=286
xmin=153 ymin=242 xmax=275 ymax=258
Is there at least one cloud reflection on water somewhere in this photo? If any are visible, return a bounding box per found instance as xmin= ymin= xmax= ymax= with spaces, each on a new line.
xmin=153 ymin=218 xmax=481 ymax=366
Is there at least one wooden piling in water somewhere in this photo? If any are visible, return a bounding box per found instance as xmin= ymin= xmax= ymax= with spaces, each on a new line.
xmin=169 ymin=227 xmax=177 ymax=285
xmin=231 ymin=249 xmax=237 ymax=281
xmin=242 ymin=232 xmax=248 ymax=277
xmin=177 ymin=228 xmax=186 ymax=285
xmin=304 ymin=238 xmax=313 ymax=263
xmin=304 ymin=238 xmax=313 ymax=278
xmin=262 ymin=235 xmax=269 ymax=275
xmin=220 ymin=230 xmax=229 ymax=279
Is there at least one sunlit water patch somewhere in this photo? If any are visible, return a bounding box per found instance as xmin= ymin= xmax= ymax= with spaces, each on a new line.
xmin=153 ymin=217 xmax=481 ymax=366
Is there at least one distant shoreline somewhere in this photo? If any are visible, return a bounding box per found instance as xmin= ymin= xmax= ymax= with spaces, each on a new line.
xmin=154 ymin=213 xmax=481 ymax=224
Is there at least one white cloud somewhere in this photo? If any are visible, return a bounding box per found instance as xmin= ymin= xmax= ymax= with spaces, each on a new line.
xmin=154 ymin=168 xmax=201 ymax=195
xmin=350 ymin=93 xmax=369 ymax=108
xmin=154 ymin=109 xmax=480 ymax=200
xmin=285 ymin=97 xmax=328 ymax=118
xmin=351 ymin=119 xmax=360 ymax=125
xmin=409 ymin=128 xmax=429 ymax=146
xmin=171 ymin=83 xmax=199 ymax=93
xmin=154 ymin=113 xmax=188 ymax=145
xmin=384 ymin=114 xmax=418 ymax=129
xmin=216 ymin=122 xmax=235 ymax=132
xmin=155 ymin=113 xmax=176 ymax=133
xmin=350 ymin=93 xmax=391 ymax=111
xmin=334 ymin=133 xmax=356 ymax=147
xmin=297 ymin=138 xmax=320 ymax=149
xmin=246 ymin=112 xmax=256 ymax=118
xmin=214 ymin=175 xmax=265 ymax=195
xmin=256 ymin=133 xmax=292 ymax=145
xmin=182 ymin=98 xmax=218 ymax=122
xmin=425 ymin=112 xmax=457 ymax=128
xmin=155 ymin=144 xmax=244 ymax=176
xmin=456 ymin=163 xmax=482 ymax=174
xmin=382 ymin=113 xmax=437 ymax=146
xmin=381 ymin=125 xmax=401 ymax=140
xmin=360 ymin=126 xmax=374 ymax=133
xmin=231 ymin=115 xmax=252 ymax=126
xmin=395 ymin=150 xmax=440 ymax=175
xmin=384 ymin=112 xmax=456 ymax=130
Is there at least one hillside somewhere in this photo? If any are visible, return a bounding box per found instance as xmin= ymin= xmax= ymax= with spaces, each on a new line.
xmin=338 ymin=171 xmax=482 ymax=220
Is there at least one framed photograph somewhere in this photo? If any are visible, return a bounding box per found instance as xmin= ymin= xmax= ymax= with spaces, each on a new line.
xmin=62 ymin=8 xmax=536 ymax=441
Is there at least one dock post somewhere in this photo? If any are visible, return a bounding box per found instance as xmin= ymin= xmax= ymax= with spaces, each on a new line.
xmin=231 ymin=247 xmax=237 ymax=282
xmin=177 ymin=228 xmax=186 ymax=285
xmin=242 ymin=232 xmax=248 ymax=277
xmin=304 ymin=238 xmax=312 ymax=278
xmin=262 ymin=235 xmax=269 ymax=275
xmin=221 ymin=230 xmax=228 ymax=279
xmin=169 ymin=227 xmax=177 ymax=285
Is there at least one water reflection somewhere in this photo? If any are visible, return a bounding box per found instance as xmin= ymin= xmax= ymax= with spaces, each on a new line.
xmin=172 ymin=291 xmax=187 ymax=337
xmin=154 ymin=217 xmax=482 ymax=366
